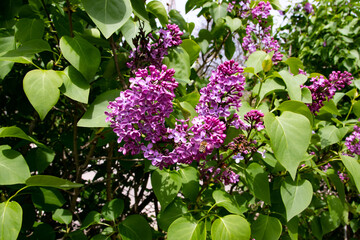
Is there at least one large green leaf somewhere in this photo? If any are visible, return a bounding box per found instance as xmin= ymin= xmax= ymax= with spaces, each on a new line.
xmin=59 ymin=66 xmax=90 ymax=104
xmin=32 ymin=187 xmax=66 ymax=212
xmin=0 ymin=39 xmax=51 ymax=63
xmin=120 ymin=18 xmax=139 ymax=49
xmin=253 ymin=78 xmax=286 ymax=102
xmin=180 ymin=39 xmax=200 ymax=66
xmin=209 ymin=2 xmax=227 ymax=22
xmin=52 ymin=209 xmax=72 ymax=225
xmin=23 ymin=69 xmax=63 ymax=120
xmin=157 ymin=199 xmax=188 ymax=231
xmin=130 ymin=0 xmax=149 ymax=21
xmin=283 ymin=57 xmax=304 ymax=75
xmin=167 ymin=217 xmax=206 ymax=240
xmin=60 ymin=36 xmax=100 ymax=81
xmin=77 ymin=89 xmax=120 ymax=128
xmin=211 ymin=215 xmax=251 ymax=240
xmin=82 ymin=0 xmax=132 ymax=39
xmin=0 ymin=201 xmax=22 ymax=240
xmin=0 ymin=126 xmax=48 ymax=149
xmin=164 ymin=47 xmax=191 ymax=85
xmin=280 ymin=177 xmax=313 ymax=221
xmin=151 ymin=169 xmax=182 ymax=209
xmin=340 ymin=154 xmax=360 ymax=193
xmin=26 ymin=175 xmax=83 ymax=189
xmin=81 ymin=211 xmax=101 ymax=229
xmin=245 ymin=163 xmax=271 ymax=204
xmin=278 ymin=70 xmax=303 ymax=101
xmin=0 ymin=36 xmax=15 ymax=80
xmin=179 ymin=166 xmax=199 ymax=201
xmin=251 ymin=215 xmax=282 ymax=240
xmin=0 ymin=145 xmax=30 ymax=185
xmin=245 ymin=51 xmax=267 ymax=74
xmin=101 ymin=199 xmax=124 ymax=221
xmin=147 ymin=1 xmax=168 ymax=27
xmin=277 ymin=100 xmax=313 ymax=126
xmin=118 ymin=214 xmax=152 ymax=240
xmin=15 ymin=18 xmax=44 ymax=43
xmin=225 ymin=16 xmax=241 ymax=32
xmin=264 ymin=112 xmax=311 ymax=179
xmin=318 ymin=125 xmax=343 ymax=148
xmin=212 ymin=190 xmax=244 ymax=215
xmin=26 ymin=148 xmax=55 ymax=173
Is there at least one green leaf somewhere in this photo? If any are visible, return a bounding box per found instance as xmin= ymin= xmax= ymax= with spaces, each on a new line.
xmin=225 ymin=16 xmax=241 ymax=32
xmin=326 ymin=169 xmax=345 ymax=203
xmin=251 ymin=215 xmax=282 ymax=240
xmin=180 ymin=39 xmax=200 ymax=66
xmin=327 ymin=195 xmax=347 ymax=225
xmin=301 ymin=87 xmax=312 ymax=104
xmin=120 ymin=18 xmax=139 ymax=49
xmin=253 ymin=78 xmax=285 ymax=102
xmin=211 ymin=215 xmax=251 ymax=240
xmin=26 ymin=147 xmax=55 ymax=173
xmin=245 ymin=163 xmax=271 ymax=204
xmin=118 ymin=214 xmax=152 ymax=240
xmin=130 ymin=0 xmax=149 ymax=21
xmin=26 ymin=175 xmax=83 ymax=189
xmin=32 ymin=187 xmax=66 ymax=211
xmin=277 ymin=100 xmax=313 ymax=126
xmin=283 ymin=57 xmax=304 ymax=75
xmin=33 ymin=222 xmax=55 ymax=240
xmin=320 ymin=211 xmax=339 ymax=235
xmin=212 ymin=190 xmax=244 ymax=215
xmin=0 ymin=145 xmax=30 ymax=185
xmin=157 ymin=199 xmax=188 ymax=231
xmin=82 ymin=0 xmax=132 ymax=39
xmin=0 ymin=39 xmax=51 ymax=63
xmin=264 ymin=112 xmax=311 ymax=179
xmin=164 ymin=47 xmax=190 ymax=85
xmin=77 ymin=89 xmax=120 ymax=128
xmin=318 ymin=100 xmax=340 ymax=116
xmin=340 ymin=154 xmax=360 ymax=193
xmin=167 ymin=217 xmax=206 ymax=240
xmin=0 ymin=126 xmax=48 ymax=149
xmin=52 ymin=209 xmax=72 ymax=225
xmin=23 ymin=69 xmax=63 ymax=120
xmin=245 ymin=51 xmax=267 ymax=74
xmin=278 ymin=70 xmax=303 ymax=101
xmin=101 ymin=199 xmax=124 ymax=221
xmin=81 ymin=211 xmax=101 ymax=229
xmin=287 ymin=216 xmax=299 ymax=240
xmin=59 ymin=66 xmax=90 ymax=104
xmin=225 ymin=36 xmax=235 ymax=60
xmin=15 ymin=18 xmax=44 ymax=43
xmin=60 ymin=36 xmax=100 ymax=81
xmin=318 ymin=125 xmax=343 ymax=148
xmin=169 ymin=10 xmax=188 ymax=31
xmin=280 ymin=177 xmax=313 ymax=221
xmin=151 ymin=169 xmax=182 ymax=209
xmin=270 ymin=0 xmax=283 ymax=10
xmin=179 ymin=166 xmax=199 ymax=201
xmin=0 ymin=201 xmax=22 ymax=240
xmin=147 ymin=1 xmax=168 ymax=27
xmin=209 ymin=3 xmax=227 ymax=23
xmin=353 ymin=100 xmax=360 ymax=118
xmin=177 ymin=91 xmax=200 ymax=108
xmin=0 ymin=36 xmax=15 ymax=79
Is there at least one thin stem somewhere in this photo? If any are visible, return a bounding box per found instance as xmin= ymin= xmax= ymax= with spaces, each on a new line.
xmin=65 ymin=0 xmax=74 ymax=37
xmin=109 ymin=35 xmax=127 ymax=89
xmin=106 ymin=143 xmax=114 ymax=202
xmin=7 ymin=186 xmax=28 ymax=202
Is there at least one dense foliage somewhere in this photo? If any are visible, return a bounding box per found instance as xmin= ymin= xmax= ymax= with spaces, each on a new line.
xmin=0 ymin=0 xmax=359 ymax=239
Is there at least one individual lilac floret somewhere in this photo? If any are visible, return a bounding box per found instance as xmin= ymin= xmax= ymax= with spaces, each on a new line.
xmin=304 ymin=2 xmax=313 ymax=14
xmin=127 ymin=24 xmax=183 ymax=71
xmin=345 ymin=123 xmax=360 ymax=156
xmin=105 ymin=65 xmax=178 ymax=155
xmin=320 ymin=163 xmax=331 ymax=172
xmin=196 ymin=60 xmax=245 ymax=118
xmin=227 ymin=1 xmax=235 ymax=12
xmin=302 ymin=71 xmax=353 ymax=113
xmin=251 ymin=1 xmax=272 ymax=20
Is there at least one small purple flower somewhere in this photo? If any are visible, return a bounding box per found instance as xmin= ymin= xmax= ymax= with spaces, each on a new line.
xmin=298 ymin=69 xmax=307 ymax=75
xmin=320 ymin=163 xmax=331 ymax=172
xmin=251 ymin=1 xmax=272 ymax=20
xmin=337 ymin=171 xmax=349 ymax=182
xmin=304 ymin=2 xmax=313 ymax=14
xmin=244 ymin=110 xmax=265 ymax=131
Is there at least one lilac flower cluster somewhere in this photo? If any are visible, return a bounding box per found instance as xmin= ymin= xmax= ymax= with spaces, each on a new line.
xmin=200 ymin=160 xmax=240 ymax=185
xmin=241 ymin=2 xmax=283 ymax=64
xmin=303 ymin=71 xmax=353 ymax=113
xmin=337 ymin=171 xmax=349 ymax=182
xmin=141 ymin=115 xmax=227 ymax=168
xmin=244 ymin=110 xmax=265 ymax=131
xmin=304 ymin=2 xmax=313 ymax=14
xmin=196 ymin=60 xmax=245 ymax=118
xmin=127 ymin=24 xmax=183 ymax=71
xmin=105 ymin=65 xmax=178 ymax=155
xmin=320 ymin=163 xmax=331 ymax=172
xmin=345 ymin=122 xmax=360 ymax=156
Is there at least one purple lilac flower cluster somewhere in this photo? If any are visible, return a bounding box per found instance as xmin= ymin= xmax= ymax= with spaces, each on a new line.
xmin=304 ymin=2 xmax=313 ymax=14
xmin=105 ymin=65 xmax=178 ymax=155
xmin=196 ymin=60 xmax=245 ymax=118
xmin=200 ymin=158 xmax=240 ymax=185
xmin=303 ymin=71 xmax=353 ymax=113
xmin=241 ymin=1 xmax=283 ymax=64
xmin=345 ymin=122 xmax=360 ymax=156
xmin=127 ymin=24 xmax=183 ymax=71
xmin=141 ymin=115 xmax=227 ymax=168
xmin=231 ymin=109 xmax=264 ymax=132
